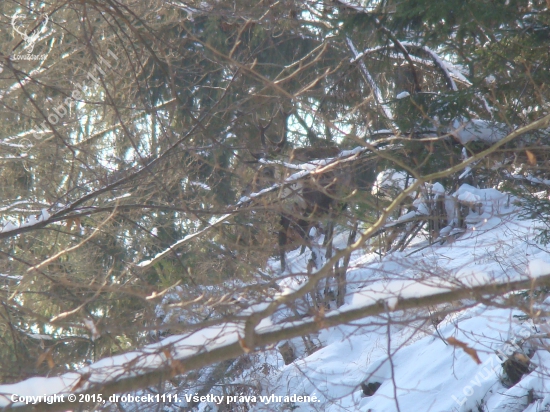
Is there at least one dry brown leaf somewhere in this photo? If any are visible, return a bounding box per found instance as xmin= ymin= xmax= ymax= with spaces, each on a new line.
xmin=66 ymin=217 xmax=81 ymax=233
xmin=526 ymin=150 xmax=537 ymax=166
xmin=447 ymin=337 xmax=481 ymax=364
xmin=162 ymin=348 xmax=173 ymax=360
xmin=36 ymin=347 xmax=55 ymax=369
xmin=237 ymin=333 xmax=251 ymax=353
xmin=71 ymin=372 xmax=91 ymax=392
xmin=314 ymin=306 xmax=327 ymax=329
xmin=169 ymin=359 xmax=185 ymax=376
xmin=514 ymin=353 xmax=530 ymax=364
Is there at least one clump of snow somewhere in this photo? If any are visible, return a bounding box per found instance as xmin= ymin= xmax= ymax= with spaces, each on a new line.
xmin=0 ymin=221 xmax=17 ymax=233
xmin=40 ymin=209 xmax=50 ymax=220
xmin=431 ymin=182 xmax=445 ymax=195
xmin=0 ymin=208 xmax=54 ymax=234
xmin=458 ymin=191 xmax=481 ymax=203
xmin=528 ymin=259 xmax=550 ymax=278
xmin=372 ymin=169 xmax=415 ymax=197
xmin=190 ymin=181 xmax=211 ymax=190
xmin=451 ymin=118 xmax=509 ymax=144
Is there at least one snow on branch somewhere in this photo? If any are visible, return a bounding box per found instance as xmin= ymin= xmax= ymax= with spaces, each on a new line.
xmin=450 ymin=118 xmax=510 ymax=144
xmin=346 ymin=37 xmax=395 ymax=121
xmin=400 ymin=42 xmax=460 ymax=91
xmin=0 ymin=209 xmax=52 ymax=237
xmin=349 ymin=45 xmax=388 ymax=63
xmin=337 ymin=1 xmax=470 ymax=91
xmin=352 ymin=43 xmax=471 ymax=89
xmin=1 ymin=144 xmax=178 ymax=239
xmin=136 ymin=146 xmax=376 ymax=269
xmin=136 ymin=212 xmax=233 ymax=268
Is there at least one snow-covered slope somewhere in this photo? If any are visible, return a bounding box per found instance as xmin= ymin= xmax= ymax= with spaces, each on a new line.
xmin=251 ymin=184 xmax=550 ymax=412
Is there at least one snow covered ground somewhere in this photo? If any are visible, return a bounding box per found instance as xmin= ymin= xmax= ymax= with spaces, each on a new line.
xmin=252 ymin=184 xmax=550 ymax=412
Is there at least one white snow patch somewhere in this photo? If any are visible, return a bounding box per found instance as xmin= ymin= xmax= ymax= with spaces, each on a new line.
xmin=452 ymin=118 xmax=509 ymax=144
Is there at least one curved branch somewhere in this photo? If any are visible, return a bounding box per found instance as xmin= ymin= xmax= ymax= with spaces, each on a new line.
xmin=346 ymin=37 xmax=395 ymax=122
xmin=372 ymin=19 xmax=422 ymax=93
xmin=400 ymin=42 xmax=458 ymax=91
